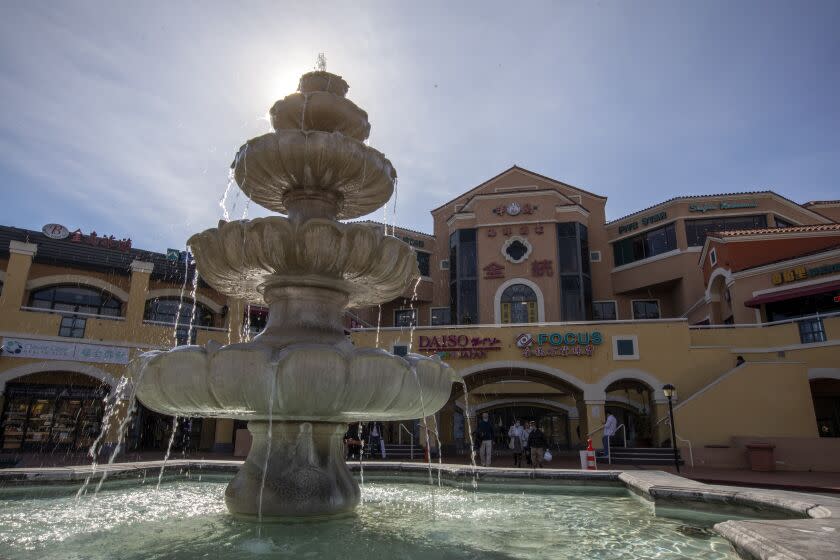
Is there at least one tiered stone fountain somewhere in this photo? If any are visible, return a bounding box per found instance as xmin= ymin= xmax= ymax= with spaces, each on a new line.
xmin=136 ymin=69 xmax=457 ymax=518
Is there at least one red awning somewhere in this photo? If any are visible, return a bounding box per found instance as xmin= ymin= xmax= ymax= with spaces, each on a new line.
xmin=745 ymin=279 xmax=840 ymax=308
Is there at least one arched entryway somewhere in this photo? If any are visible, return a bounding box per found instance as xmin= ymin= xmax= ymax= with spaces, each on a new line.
xmin=603 ymin=378 xmax=656 ymax=448
xmin=810 ymin=378 xmax=840 ymax=437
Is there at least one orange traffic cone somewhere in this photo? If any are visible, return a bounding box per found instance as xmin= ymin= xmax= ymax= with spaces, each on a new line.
xmin=586 ymin=438 xmax=597 ymax=470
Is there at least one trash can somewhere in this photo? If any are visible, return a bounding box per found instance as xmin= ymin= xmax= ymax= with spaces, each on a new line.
xmin=745 ymin=442 xmax=775 ymax=472
xmin=579 ymin=450 xmax=588 ymax=469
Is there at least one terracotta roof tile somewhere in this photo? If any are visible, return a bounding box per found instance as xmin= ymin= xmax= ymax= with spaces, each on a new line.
xmin=714 ymin=223 xmax=840 ymax=237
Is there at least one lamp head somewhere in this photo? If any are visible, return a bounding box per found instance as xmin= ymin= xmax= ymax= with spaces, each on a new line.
xmin=662 ymin=384 xmax=676 ymax=398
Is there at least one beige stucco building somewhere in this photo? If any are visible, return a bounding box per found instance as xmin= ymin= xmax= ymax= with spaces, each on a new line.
xmin=2 ymin=166 xmax=839 ymax=470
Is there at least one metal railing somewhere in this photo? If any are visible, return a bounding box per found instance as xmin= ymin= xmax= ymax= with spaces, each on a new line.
xmin=20 ymin=306 xmax=125 ymax=321
xmin=398 ymin=423 xmax=414 ymax=459
xmin=587 ymin=423 xmax=627 ymax=465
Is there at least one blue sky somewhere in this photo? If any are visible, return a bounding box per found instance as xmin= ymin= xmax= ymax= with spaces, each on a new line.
xmin=1 ymin=1 xmax=837 ymax=251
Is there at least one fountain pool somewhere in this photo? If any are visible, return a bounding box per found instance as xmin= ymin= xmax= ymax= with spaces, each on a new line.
xmin=0 ymin=475 xmax=744 ymax=560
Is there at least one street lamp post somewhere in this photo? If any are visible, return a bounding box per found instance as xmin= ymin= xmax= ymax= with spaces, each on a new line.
xmin=662 ymin=384 xmax=679 ymax=473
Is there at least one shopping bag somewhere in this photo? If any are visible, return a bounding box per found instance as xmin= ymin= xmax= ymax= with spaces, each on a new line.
xmin=543 ymin=450 xmax=553 ymax=462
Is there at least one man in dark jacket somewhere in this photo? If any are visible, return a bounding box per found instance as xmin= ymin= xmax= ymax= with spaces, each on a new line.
xmin=477 ymin=413 xmax=494 ymax=467
xmin=527 ymin=421 xmax=548 ymax=468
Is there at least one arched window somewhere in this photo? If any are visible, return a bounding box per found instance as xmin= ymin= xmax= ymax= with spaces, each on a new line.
xmin=500 ymin=284 xmax=538 ymax=324
xmin=29 ymin=285 xmax=123 ymax=339
xmin=29 ymin=285 xmax=122 ymax=316
xmin=144 ymin=298 xmax=214 ymax=345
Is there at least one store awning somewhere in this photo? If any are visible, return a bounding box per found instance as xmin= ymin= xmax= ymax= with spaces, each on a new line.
xmin=745 ymin=279 xmax=840 ymax=308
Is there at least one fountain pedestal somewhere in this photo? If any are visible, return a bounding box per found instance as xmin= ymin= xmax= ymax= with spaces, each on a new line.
xmin=226 ymin=422 xmax=359 ymax=518
xmin=135 ymin=69 xmax=456 ymax=519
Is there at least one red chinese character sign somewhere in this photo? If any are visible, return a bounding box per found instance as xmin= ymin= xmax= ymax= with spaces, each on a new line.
xmin=492 ymin=202 xmax=539 ymax=216
xmin=418 ymin=334 xmax=502 ymax=359
xmin=531 ymin=259 xmax=554 ymax=277
xmin=68 ymin=229 xmax=132 ymax=252
xmin=483 ymin=262 xmax=505 ymax=279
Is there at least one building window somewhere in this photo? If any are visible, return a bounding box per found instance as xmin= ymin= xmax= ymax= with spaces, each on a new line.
xmin=144 ymin=298 xmax=214 ymax=345
xmin=557 ymin=222 xmax=592 ymax=321
xmin=709 ymin=248 xmax=717 ymax=266
xmin=612 ymin=335 xmax=639 ymax=360
xmin=393 ymin=344 xmax=409 ymax=357
xmin=59 ymin=316 xmax=86 ymax=338
xmin=589 ymin=251 xmax=601 ymax=263
xmin=798 ymin=317 xmax=826 ymax=344
xmin=500 ymin=283 xmax=538 ymax=324
xmin=592 ymin=301 xmax=617 ymax=321
xmin=612 ymin=223 xmax=677 ymax=266
xmin=245 ymin=306 xmax=268 ymax=336
xmin=632 ymin=300 xmax=660 ymax=320
xmin=450 ymin=229 xmax=478 ymax=324
xmin=394 ymin=309 xmax=417 ymax=327
xmin=29 ymin=285 xmax=122 ymax=317
xmin=501 ymin=236 xmax=532 ymax=263
xmin=685 ymin=214 xmax=768 ymax=246
xmin=416 ymin=251 xmax=431 ymax=277
xmin=774 ymin=216 xmax=795 ymax=228
xmin=440 ymin=259 xmax=450 ymax=270
xmin=430 ymin=307 xmax=451 ymax=326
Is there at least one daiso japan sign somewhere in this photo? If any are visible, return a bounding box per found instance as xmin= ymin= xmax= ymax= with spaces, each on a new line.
xmin=515 ymin=330 xmax=603 ymax=358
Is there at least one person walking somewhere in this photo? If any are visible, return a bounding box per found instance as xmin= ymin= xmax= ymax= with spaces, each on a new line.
xmin=527 ymin=421 xmax=548 ymax=468
xmin=365 ymin=421 xmax=386 ymax=459
xmin=522 ymin=420 xmax=534 ymax=466
xmin=602 ymin=412 xmax=618 ymax=458
xmin=508 ymin=419 xmax=526 ymax=467
xmin=477 ymin=412 xmax=494 ymax=467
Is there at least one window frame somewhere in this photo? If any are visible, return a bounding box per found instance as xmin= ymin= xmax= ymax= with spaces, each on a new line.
xmin=612 ymin=335 xmax=640 ymax=360
xmin=612 ymin=223 xmax=678 ymax=266
xmin=798 ymin=317 xmax=826 ymax=344
xmin=29 ymin=285 xmax=122 ymax=318
xmin=592 ymin=300 xmax=618 ymax=321
xmin=631 ymin=299 xmax=661 ymax=320
xmin=429 ymin=307 xmax=451 ymax=326
xmin=393 ymin=308 xmax=417 ymax=328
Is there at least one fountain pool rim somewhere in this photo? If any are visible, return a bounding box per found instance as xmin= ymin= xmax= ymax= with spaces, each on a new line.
xmin=2 ymin=460 xmax=839 ymax=560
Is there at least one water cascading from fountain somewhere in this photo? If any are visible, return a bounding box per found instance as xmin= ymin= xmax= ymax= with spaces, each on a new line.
xmin=134 ymin=67 xmax=458 ymax=518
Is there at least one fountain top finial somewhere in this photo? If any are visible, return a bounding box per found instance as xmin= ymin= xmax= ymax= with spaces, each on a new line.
xmin=315 ymin=53 xmax=327 ymax=72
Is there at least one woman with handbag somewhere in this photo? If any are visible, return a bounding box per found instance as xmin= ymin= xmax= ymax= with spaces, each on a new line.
xmin=507 ymin=419 xmax=526 ymax=467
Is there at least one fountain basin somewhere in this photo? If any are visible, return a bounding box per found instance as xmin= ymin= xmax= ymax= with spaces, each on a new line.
xmin=232 ymin=130 xmax=396 ymax=220
xmin=136 ymin=344 xmax=457 ymax=422
xmin=2 ymin=464 xmax=831 ymax=560
xmin=270 ymin=91 xmax=371 ymax=141
xmin=188 ymin=217 xmax=418 ymax=306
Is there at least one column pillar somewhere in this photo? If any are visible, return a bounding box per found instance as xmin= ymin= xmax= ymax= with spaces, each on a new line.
xmin=126 ymin=260 xmax=153 ymax=336
xmin=438 ymin=403 xmax=455 ymax=447
xmin=226 ymin=298 xmax=245 ymax=343
xmin=0 ymin=241 xmax=37 ymax=322
xmin=584 ymin=400 xmax=605 ymax=450
xmin=213 ymin=418 xmax=235 ymax=453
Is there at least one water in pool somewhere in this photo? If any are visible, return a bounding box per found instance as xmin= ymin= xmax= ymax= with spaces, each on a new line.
xmin=0 ymin=478 xmax=734 ymax=559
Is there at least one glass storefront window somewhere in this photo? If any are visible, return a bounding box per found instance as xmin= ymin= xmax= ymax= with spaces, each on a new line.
xmin=798 ymin=318 xmax=826 ymax=344
xmin=613 ymin=223 xmax=677 ymax=266
xmin=416 ymin=251 xmax=431 ymax=277
xmin=430 ymin=307 xmax=451 ymax=326
xmin=0 ymin=384 xmax=107 ymax=451
xmin=685 ymin=214 xmax=768 ymax=246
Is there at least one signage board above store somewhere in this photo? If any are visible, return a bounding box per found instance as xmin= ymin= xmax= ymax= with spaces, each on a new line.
xmin=515 ymin=331 xmax=602 ymax=358
xmin=1 ymin=337 xmax=130 ymax=365
xmin=689 ymin=201 xmax=758 ymax=213
xmin=772 ymin=262 xmax=840 ymax=286
xmin=418 ymin=334 xmax=502 ymax=359
xmin=618 ymin=211 xmax=667 ymax=234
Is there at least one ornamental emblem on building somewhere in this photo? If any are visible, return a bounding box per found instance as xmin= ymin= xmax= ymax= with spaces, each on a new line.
xmin=515 ymin=333 xmax=534 ymax=348
xmin=492 ymin=202 xmax=538 ymax=216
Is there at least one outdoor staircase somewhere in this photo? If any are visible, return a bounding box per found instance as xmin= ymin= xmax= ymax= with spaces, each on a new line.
xmin=363 ymin=442 xmax=427 ymax=460
xmin=595 ymin=447 xmax=683 ymax=466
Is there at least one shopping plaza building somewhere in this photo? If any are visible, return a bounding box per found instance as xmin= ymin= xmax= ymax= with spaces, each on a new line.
xmin=2 ymin=166 xmax=839 ymax=469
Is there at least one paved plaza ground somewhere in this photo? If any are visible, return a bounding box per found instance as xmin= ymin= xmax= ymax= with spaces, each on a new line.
xmin=4 ymin=449 xmax=840 ymax=494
